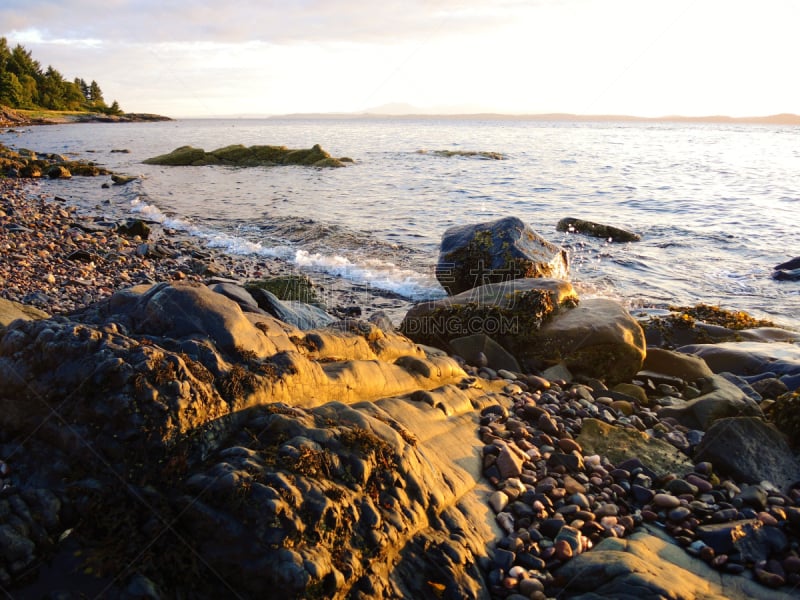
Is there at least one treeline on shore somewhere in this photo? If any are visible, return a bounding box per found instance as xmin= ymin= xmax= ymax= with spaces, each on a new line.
xmin=0 ymin=37 xmax=122 ymax=115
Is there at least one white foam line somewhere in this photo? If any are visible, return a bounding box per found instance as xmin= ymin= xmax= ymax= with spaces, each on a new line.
xmin=293 ymin=249 xmax=445 ymax=300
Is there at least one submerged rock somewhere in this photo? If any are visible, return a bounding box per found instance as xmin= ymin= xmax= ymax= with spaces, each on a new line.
xmin=435 ymin=216 xmax=569 ymax=296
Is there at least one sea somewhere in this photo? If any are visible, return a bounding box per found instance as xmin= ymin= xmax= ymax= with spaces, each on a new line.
xmin=2 ymin=117 xmax=799 ymax=329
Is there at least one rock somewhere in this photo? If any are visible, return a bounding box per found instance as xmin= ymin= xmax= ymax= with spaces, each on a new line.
xmin=248 ymin=287 xmax=336 ymax=330
xmin=116 ymin=218 xmax=151 ymax=240
xmin=496 ymin=443 xmax=526 ymax=479
xmin=657 ymin=375 xmax=763 ymax=430
xmin=641 ymin=347 xmax=714 ymax=381
xmin=448 ymin=333 xmax=521 ymax=372
xmin=111 ymin=174 xmax=137 ymax=185
xmin=555 ymin=528 xmax=791 ymax=600
xmin=0 ymin=298 xmax=49 ymax=328
xmin=775 ymin=257 xmax=800 ymax=271
xmin=577 ymin=418 xmax=695 ymax=477
xmin=118 ymin=282 xmax=280 ymax=358
xmin=527 ymin=298 xmax=646 ymax=384
xmin=400 ymin=277 xmax=576 ymax=349
xmin=764 ymin=391 xmax=800 ymax=447
xmin=556 ymin=217 xmax=641 ymax=242
xmin=677 ymin=341 xmax=800 ymax=378
xmin=773 ymin=257 xmax=800 ymax=280
xmin=143 ymin=143 xmax=347 ymax=168
xmin=772 ymin=268 xmax=800 ymax=281
xmin=693 ymin=417 xmax=800 ymax=492
xmin=0 ymin=524 xmax=34 ymax=563
xmin=434 ymin=216 xmax=569 ymax=295
xmin=208 ymin=282 xmax=263 ymax=314
xmin=404 ymin=285 xmax=643 ymax=384
xmin=47 ymin=165 xmax=71 ymax=179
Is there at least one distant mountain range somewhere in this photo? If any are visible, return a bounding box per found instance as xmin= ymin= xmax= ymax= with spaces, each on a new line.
xmin=274 ymin=103 xmax=800 ymax=125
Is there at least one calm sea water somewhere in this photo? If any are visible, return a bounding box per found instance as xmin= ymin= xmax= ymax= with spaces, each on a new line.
xmin=3 ymin=118 xmax=799 ymax=328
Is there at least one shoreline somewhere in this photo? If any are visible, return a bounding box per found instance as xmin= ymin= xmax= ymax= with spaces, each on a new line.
xmin=0 ymin=177 xmax=405 ymax=321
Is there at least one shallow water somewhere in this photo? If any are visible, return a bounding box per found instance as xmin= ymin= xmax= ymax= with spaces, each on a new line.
xmin=3 ymin=117 xmax=798 ymax=328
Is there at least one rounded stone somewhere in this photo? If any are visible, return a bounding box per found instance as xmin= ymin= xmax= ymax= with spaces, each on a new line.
xmin=653 ymin=493 xmax=681 ymax=509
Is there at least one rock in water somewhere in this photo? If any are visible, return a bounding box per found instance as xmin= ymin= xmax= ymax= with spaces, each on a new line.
xmin=556 ymin=217 xmax=641 ymax=242
xmin=435 ymin=216 xmax=569 ymax=296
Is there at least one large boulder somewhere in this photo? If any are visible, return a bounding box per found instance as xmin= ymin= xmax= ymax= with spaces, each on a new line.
xmin=401 ymin=283 xmax=645 ymax=384
xmin=112 ymin=282 xmax=280 ymax=359
xmin=530 ymin=297 xmax=646 ymax=383
xmin=435 ymin=216 xmax=569 ymax=295
xmin=400 ymin=277 xmax=575 ymax=351
xmin=693 ymin=416 xmax=800 ymax=492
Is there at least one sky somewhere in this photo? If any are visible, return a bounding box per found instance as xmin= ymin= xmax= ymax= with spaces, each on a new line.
xmin=1 ymin=0 xmax=798 ymax=118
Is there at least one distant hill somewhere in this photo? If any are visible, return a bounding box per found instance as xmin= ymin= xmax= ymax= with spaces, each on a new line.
xmin=274 ymin=109 xmax=800 ymax=126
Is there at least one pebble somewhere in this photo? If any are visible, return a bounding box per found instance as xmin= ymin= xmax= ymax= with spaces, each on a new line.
xmin=653 ymin=493 xmax=681 ymax=509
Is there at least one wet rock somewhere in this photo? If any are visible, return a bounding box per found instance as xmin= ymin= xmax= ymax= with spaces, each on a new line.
xmin=434 ymin=216 xmax=569 ymax=295
xmin=556 ymin=217 xmax=641 ymax=242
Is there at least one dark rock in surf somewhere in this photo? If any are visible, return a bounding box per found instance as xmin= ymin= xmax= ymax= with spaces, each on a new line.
xmin=434 ymin=216 xmax=569 ymax=296
xmin=775 ymin=257 xmax=800 ymax=271
xmin=556 ymin=217 xmax=641 ymax=242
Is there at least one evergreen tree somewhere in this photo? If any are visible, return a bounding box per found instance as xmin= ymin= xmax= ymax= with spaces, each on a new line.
xmin=89 ymin=80 xmax=105 ymax=106
xmin=0 ymin=71 xmax=23 ymax=106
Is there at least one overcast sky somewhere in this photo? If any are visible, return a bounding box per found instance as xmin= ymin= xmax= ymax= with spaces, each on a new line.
xmin=1 ymin=0 xmax=797 ymax=118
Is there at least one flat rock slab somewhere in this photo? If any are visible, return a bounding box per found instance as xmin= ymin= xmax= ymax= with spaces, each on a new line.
xmin=678 ymin=341 xmax=800 ymax=377
xmin=577 ymin=418 xmax=695 ymax=477
xmin=0 ymin=298 xmax=49 ymax=327
xmin=555 ymin=527 xmax=792 ymax=600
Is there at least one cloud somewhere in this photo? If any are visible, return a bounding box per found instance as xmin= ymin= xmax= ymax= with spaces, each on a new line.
xmin=1 ymin=0 xmax=542 ymax=45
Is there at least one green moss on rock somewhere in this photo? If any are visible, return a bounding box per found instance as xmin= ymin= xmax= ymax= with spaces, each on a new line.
xmin=246 ymin=275 xmax=323 ymax=306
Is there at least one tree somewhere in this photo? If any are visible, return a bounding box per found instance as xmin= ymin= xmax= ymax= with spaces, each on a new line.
xmin=0 ymin=71 xmax=23 ymax=106
xmin=89 ymin=80 xmax=105 ymax=106
xmin=39 ymin=65 xmax=67 ymax=109
xmin=8 ymin=44 xmax=40 ymax=79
